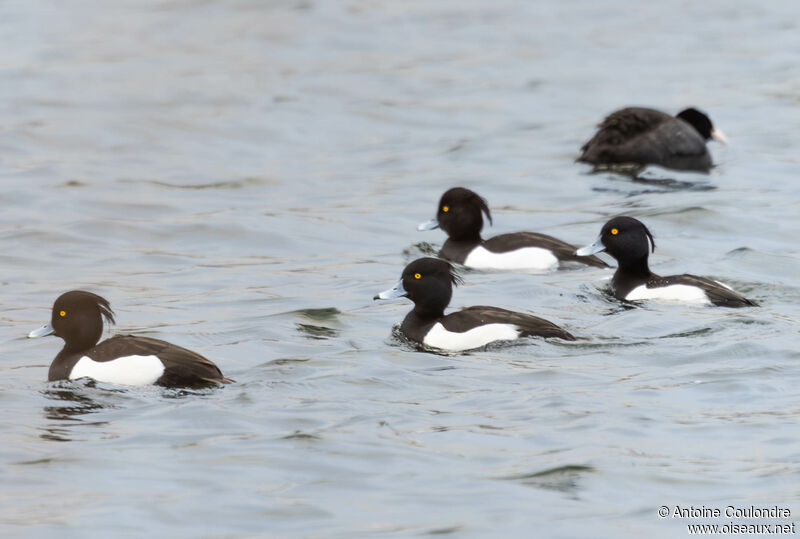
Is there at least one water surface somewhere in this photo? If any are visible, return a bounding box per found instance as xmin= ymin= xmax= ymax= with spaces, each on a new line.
xmin=1 ymin=1 xmax=799 ymax=537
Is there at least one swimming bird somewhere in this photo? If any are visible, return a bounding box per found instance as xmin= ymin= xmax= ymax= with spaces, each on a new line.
xmin=418 ymin=187 xmax=608 ymax=270
xmin=578 ymin=107 xmax=727 ymax=172
xmin=28 ymin=290 xmax=233 ymax=386
xmin=576 ymin=217 xmax=756 ymax=307
xmin=373 ymin=257 xmax=575 ymax=351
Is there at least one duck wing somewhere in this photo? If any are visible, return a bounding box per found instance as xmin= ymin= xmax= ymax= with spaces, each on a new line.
xmin=442 ymin=306 xmax=575 ymax=340
xmin=580 ymin=107 xmax=671 ymax=157
xmin=651 ymin=274 xmax=756 ymax=308
xmin=88 ymin=335 xmax=233 ymax=386
xmin=638 ymin=120 xmax=711 ymax=170
xmin=484 ymin=232 xmax=608 ymax=268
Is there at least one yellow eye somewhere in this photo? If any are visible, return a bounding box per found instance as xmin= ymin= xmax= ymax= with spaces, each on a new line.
xmin=611 ymin=228 xmax=619 ymax=235
xmin=442 ymin=206 xmax=449 ymax=213
xmin=414 ymin=273 xmax=421 ymax=279
xmin=59 ymin=310 xmax=66 ymax=317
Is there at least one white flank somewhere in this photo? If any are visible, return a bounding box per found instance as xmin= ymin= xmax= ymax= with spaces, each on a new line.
xmin=625 ymin=284 xmax=711 ymax=305
xmin=464 ymin=246 xmax=558 ymax=271
xmin=423 ymin=322 xmax=520 ymax=352
xmin=70 ymin=355 xmax=166 ymax=386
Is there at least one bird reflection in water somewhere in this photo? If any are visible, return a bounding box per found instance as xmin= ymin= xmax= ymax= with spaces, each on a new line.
xmin=589 ymin=166 xmax=716 ymax=195
xmin=39 ymin=380 xmax=118 ymax=442
xmin=39 ymin=380 xmax=219 ymax=442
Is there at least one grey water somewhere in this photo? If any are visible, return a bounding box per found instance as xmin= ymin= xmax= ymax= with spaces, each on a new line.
xmin=1 ymin=0 xmax=799 ymax=537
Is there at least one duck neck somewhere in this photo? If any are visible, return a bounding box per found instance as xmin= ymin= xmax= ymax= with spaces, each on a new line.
xmin=62 ymin=340 xmax=91 ymax=355
xmin=409 ymin=284 xmax=450 ymax=322
xmin=449 ymin=229 xmax=482 ymax=243
xmin=411 ymin=300 xmax=446 ymax=322
xmin=48 ymin=348 xmax=85 ymax=381
xmin=615 ymin=255 xmax=652 ymax=281
xmin=58 ymin=321 xmax=102 ymax=355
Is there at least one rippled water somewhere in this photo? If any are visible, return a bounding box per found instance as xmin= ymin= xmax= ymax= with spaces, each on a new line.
xmin=2 ymin=1 xmax=799 ymax=537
